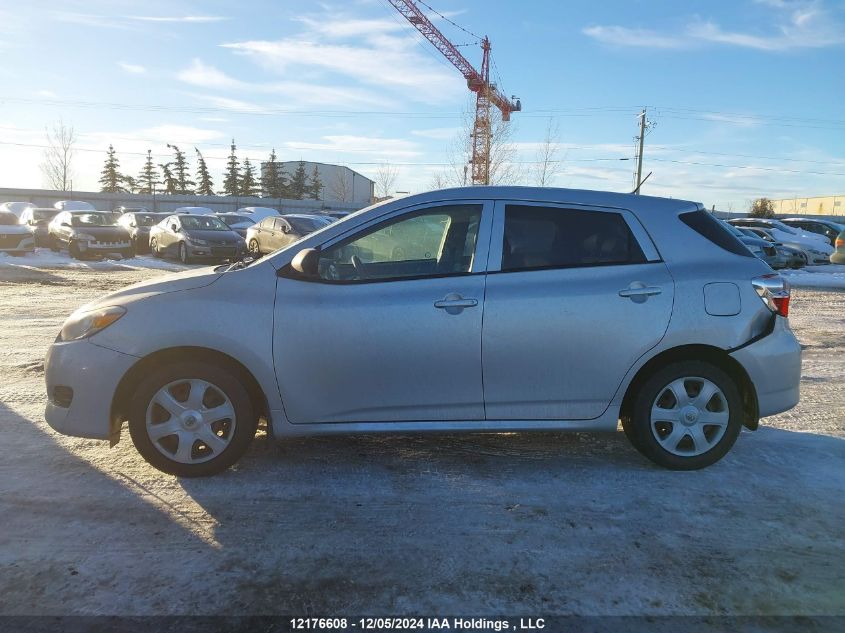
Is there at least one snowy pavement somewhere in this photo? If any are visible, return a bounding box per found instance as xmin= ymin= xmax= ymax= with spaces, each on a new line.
xmin=0 ymin=247 xmax=190 ymax=273
xmin=781 ymin=264 xmax=845 ymax=289
xmin=0 ymin=262 xmax=843 ymax=616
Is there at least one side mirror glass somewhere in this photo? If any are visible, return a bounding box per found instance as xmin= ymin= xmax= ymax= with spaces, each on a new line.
xmin=290 ymin=248 xmax=319 ymax=276
xmin=61 ymin=222 xmax=71 ymax=228
xmin=170 ymin=224 xmax=178 ymax=232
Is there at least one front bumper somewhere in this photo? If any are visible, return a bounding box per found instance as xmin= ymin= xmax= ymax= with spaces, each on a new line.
xmin=187 ymin=242 xmax=245 ymax=260
xmin=0 ymin=234 xmax=35 ymax=252
xmin=730 ymin=317 xmax=801 ymax=418
xmin=832 ymin=251 xmax=845 ymax=264
xmin=77 ymin=240 xmax=132 ymax=255
xmin=45 ymin=339 xmax=138 ymax=440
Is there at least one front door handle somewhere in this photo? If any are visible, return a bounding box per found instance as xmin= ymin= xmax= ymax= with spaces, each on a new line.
xmin=619 ymin=282 xmax=662 ymax=303
xmin=434 ymin=293 xmax=478 ymax=314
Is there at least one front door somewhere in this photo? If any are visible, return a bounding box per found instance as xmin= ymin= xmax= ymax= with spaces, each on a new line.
xmin=274 ymin=201 xmax=492 ymax=424
xmin=482 ymin=201 xmax=674 ymax=420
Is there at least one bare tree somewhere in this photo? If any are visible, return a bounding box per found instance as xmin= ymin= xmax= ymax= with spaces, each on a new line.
xmin=374 ymin=162 xmax=399 ymax=199
xmin=329 ymin=170 xmax=353 ymax=203
xmin=534 ymin=117 xmax=562 ymax=186
xmin=429 ymin=171 xmax=450 ymax=190
xmin=40 ymin=120 xmax=76 ymax=191
xmin=431 ymin=105 xmax=521 ymax=188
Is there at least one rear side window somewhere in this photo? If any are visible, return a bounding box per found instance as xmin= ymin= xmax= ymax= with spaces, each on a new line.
xmin=680 ymin=211 xmax=753 ymax=257
xmin=501 ymin=205 xmax=646 ymax=272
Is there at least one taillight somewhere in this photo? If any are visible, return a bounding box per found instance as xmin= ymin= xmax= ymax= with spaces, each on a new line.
xmin=836 ymin=237 xmax=844 ymax=248
xmin=752 ymin=274 xmax=790 ymax=317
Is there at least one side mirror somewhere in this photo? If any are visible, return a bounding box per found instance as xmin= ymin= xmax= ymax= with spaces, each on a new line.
xmin=61 ymin=222 xmax=71 ymax=228
xmin=130 ymin=222 xmax=137 ymax=228
xmin=282 ymin=225 xmax=291 ymax=234
xmin=170 ymin=224 xmax=178 ymax=232
xmin=290 ymin=248 xmax=319 ymax=276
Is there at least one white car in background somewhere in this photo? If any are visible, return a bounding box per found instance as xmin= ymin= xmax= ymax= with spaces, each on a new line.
xmin=0 ymin=211 xmax=36 ymax=254
xmin=235 ymin=206 xmax=280 ymax=221
xmin=728 ymin=218 xmax=833 ymax=264
xmin=173 ymin=206 xmax=215 ymax=215
xmin=0 ymin=202 xmax=37 ymax=217
xmin=54 ymin=200 xmax=96 ymax=211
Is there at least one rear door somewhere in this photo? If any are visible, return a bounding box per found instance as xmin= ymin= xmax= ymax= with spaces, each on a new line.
xmin=482 ymin=201 xmax=674 ymax=420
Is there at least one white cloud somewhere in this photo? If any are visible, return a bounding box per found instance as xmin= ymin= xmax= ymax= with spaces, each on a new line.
xmin=283 ymin=135 xmax=421 ymax=159
xmin=126 ymin=15 xmax=227 ymax=23
xmin=118 ymin=62 xmax=146 ymax=75
xmin=411 ymin=127 xmax=462 ymax=140
xmin=700 ymin=113 xmax=762 ymax=128
xmin=177 ymin=59 xmax=242 ymax=90
xmin=582 ymin=25 xmax=687 ymax=49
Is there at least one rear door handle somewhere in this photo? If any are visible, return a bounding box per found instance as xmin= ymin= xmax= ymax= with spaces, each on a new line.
xmin=618 ymin=282 xmax=662 ymax=302
xmin=434 ymin=293 xmax=478 ymax=313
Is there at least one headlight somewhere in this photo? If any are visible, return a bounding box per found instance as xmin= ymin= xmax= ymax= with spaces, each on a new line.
xmin=59 ymin=306 xmax=126 ymax=341
xmin=75 ymin=232 xmax=96 ymax=242
xmin=186 ymin=236 xmax=208 ymax=246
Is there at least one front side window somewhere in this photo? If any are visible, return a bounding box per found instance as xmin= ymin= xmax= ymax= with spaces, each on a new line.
xmin=180 ymin=216 xmax=229 ymax=231
xmin=316 ymin=204 xmax=481 ymax=282
xmin=501 ymin=205 xmax=645 ymax=272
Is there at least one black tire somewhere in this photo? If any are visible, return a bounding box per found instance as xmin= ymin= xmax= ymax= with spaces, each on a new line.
xmin=121 ymin=249 xmax=135 ymax=260
xmin=127 ymin=361 xmax=258 ymax=477
xmin=179 ymin=242 xmax=192 ymax=264
xmin=49 ymin=234 xmax=60 ymax=252
xmin=150 ymin=237 xmax=163 ymax=258
xmin=68 ymin=241 xmax=84 ymax=260
xmin=628 ymin=361 xmax=743 ymax=470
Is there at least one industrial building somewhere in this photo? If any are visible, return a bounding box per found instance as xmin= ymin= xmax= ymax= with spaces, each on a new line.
xmin=771 ymin=194 xmax=844 ymax=217
xmin=260 ymin=161 xmax=375 ymax=205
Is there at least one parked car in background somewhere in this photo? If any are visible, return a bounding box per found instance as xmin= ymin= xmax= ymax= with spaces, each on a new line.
xmin=48 ymin=210 xmax=133 ymax=259
xmin=727 ymin=218 xmax=833 ymax=264
xmin=149 ymin=214 xmax=246 ymax=264
xmin=738 ymin=228 xmax=806 ymax=269
xmin=722 ymin=221 xmax=784 ymax=269
xmin=0 ymin=202 xmax=36 ymax=217
xmin=54 ymin=201 xmax=96 ymax=211
xmin=44 ymin=186 xmax=801 ymax=476
xmin=19 ymin=207 xmax=60 ymax=246
xmin=245 ymin=213 xmax=332 ymax=256
xmin=320 ymin=211 xmax=351 ymax=220
xmin=113 ymin=206 xmax=151 ymax=216
xmin=173 ymin=206 xmax=215 ymax=215
xmin=831 ymin=229 xmax=845 ymax=264
xmin=116 ymin=211 xmax=169 ymax=253
xmin=781 ymin=218 xmax=845 ymax=245
xmin=215 ymin=214 xmax=256 ymax=238
xmin=235 ymin=206 xmax=279 ymax=222
xmin=0 ymin=211 xmax=35 ymax=255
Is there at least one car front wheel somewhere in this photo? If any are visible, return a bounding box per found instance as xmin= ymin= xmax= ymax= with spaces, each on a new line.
xmin=179 ymin=242 xmax=192 ymax=264
xmin=627 ymin=361 xmax=743 ymax=470
xmin=248 ymin=239 xmax=261 ymax=256
xmin=128 ymin=361 xmax=258 ymax=477
xmin=150 ymin=237 xmax=163 ymax=258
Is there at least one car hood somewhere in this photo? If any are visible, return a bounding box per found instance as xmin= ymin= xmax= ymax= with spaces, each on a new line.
xmin=185 ymin=229 xmax=243 ymax=243
xmin=0 ymin=225 xmax=31 ymax=235
xmin=79 ymin=267 xmax=223 ymax=311
xmin=73 ymin=226 xmax=130 ymax=240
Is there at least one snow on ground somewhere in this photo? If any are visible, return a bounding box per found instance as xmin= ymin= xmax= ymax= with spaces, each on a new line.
xmin=781 ymin=264 xmax=845 ymax=289
xmin=0 ymin=264 xmax=843 ymax=617
xmin=0 ymin=247 xmax=190 ymax=273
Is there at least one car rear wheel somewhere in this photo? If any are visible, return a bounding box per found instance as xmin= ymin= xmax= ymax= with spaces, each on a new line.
xmin=127 ymin=361 xmax=258 ymax=477
xmin=628 ymin=361 xmax=742 ymax=470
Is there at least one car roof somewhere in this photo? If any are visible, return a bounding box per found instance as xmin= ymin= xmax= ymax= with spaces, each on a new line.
xmin=281 ymin=213 xmax=331 ymax=220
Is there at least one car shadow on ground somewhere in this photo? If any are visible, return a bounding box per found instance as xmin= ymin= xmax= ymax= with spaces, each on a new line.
xmin=172 ymin=425 xmax=845 ymax=615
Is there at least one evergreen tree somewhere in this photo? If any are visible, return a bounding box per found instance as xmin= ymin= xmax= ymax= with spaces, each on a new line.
xmin=98 ymin=144 xmax=126 ymax=193
xmin=137 ymin=149 xmax=159 ymax=194
xmin=239 ymin=158 xmax=260 ymax=197
xmin=167 ymin=144 xmax=194 ymax=194
xmin=221 ymin=139 xmax=240 ymax=196
xmin=121 ymin=174 xmax=138 ymax=194
xmin=159 ymin=162 xmax=178 ymax=195
xmin=291 ymin=160 xmax=308 ymax=200
xmin=194 ymin=148 xmax=214 ymax=196
xmin=261 ymin=149 xmax=282 ymax=198
xmin=308 ymin=164 xmax=323 ymax=200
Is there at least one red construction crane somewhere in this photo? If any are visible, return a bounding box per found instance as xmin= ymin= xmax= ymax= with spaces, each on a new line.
xmin=386 ymin=0 xmax=521 ymax=185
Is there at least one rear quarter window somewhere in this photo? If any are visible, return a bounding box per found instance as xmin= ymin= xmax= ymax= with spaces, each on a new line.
xmin=680 ymin=211 xmax=753 ymax=257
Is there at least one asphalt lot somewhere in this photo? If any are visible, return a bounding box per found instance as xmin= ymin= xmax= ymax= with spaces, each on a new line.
xmin=0 ymin=260 xmax=843 ymax=616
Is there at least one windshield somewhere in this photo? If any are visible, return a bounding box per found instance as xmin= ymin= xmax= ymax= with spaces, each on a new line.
xmin=134 ymin=214 xmax=161 ymax=227
xmin=71 ymin=212 xmax=116 ymax=226
xmin=180 ymin=216 xmax=230 ymax=231
xmin=33 ymin=209 xmax=59 ymax=221
xmin=0 ymin=212 xmax=20 ymax=225
xmin=288 ymin=216 xmax=331 ymax=234
xmin=218 ymin=215 xmax=255 ymax=227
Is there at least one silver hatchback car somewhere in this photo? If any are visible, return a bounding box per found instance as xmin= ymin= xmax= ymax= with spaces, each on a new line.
xmin=45 ymin=187 xmax=801 ymax=476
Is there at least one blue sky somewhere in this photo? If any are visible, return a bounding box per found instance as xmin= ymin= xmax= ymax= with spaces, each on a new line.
xmin=1 ymin=0 xmax=843 ymax=209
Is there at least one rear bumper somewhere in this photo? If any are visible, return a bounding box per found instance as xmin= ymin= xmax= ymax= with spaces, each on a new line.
xmin=0 ymin=235 xmax=35 ymax=252
xmin=730 ymin=317 xmax=801 ymax=418
xmin=831 ymin=252 xmax=845 ymax=264
xmin=45 ymin=339 xmax=138 ymax=440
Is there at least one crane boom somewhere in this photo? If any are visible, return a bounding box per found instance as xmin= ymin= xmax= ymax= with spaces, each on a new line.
xmin=386 ymin=0 xmax=521 ymax=184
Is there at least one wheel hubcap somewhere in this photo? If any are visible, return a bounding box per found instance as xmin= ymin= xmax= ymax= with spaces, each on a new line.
xmin=650 ymin=376 xmax=729 ymax=457
xmin=145 ymin=379 xmax=237 ymax=465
